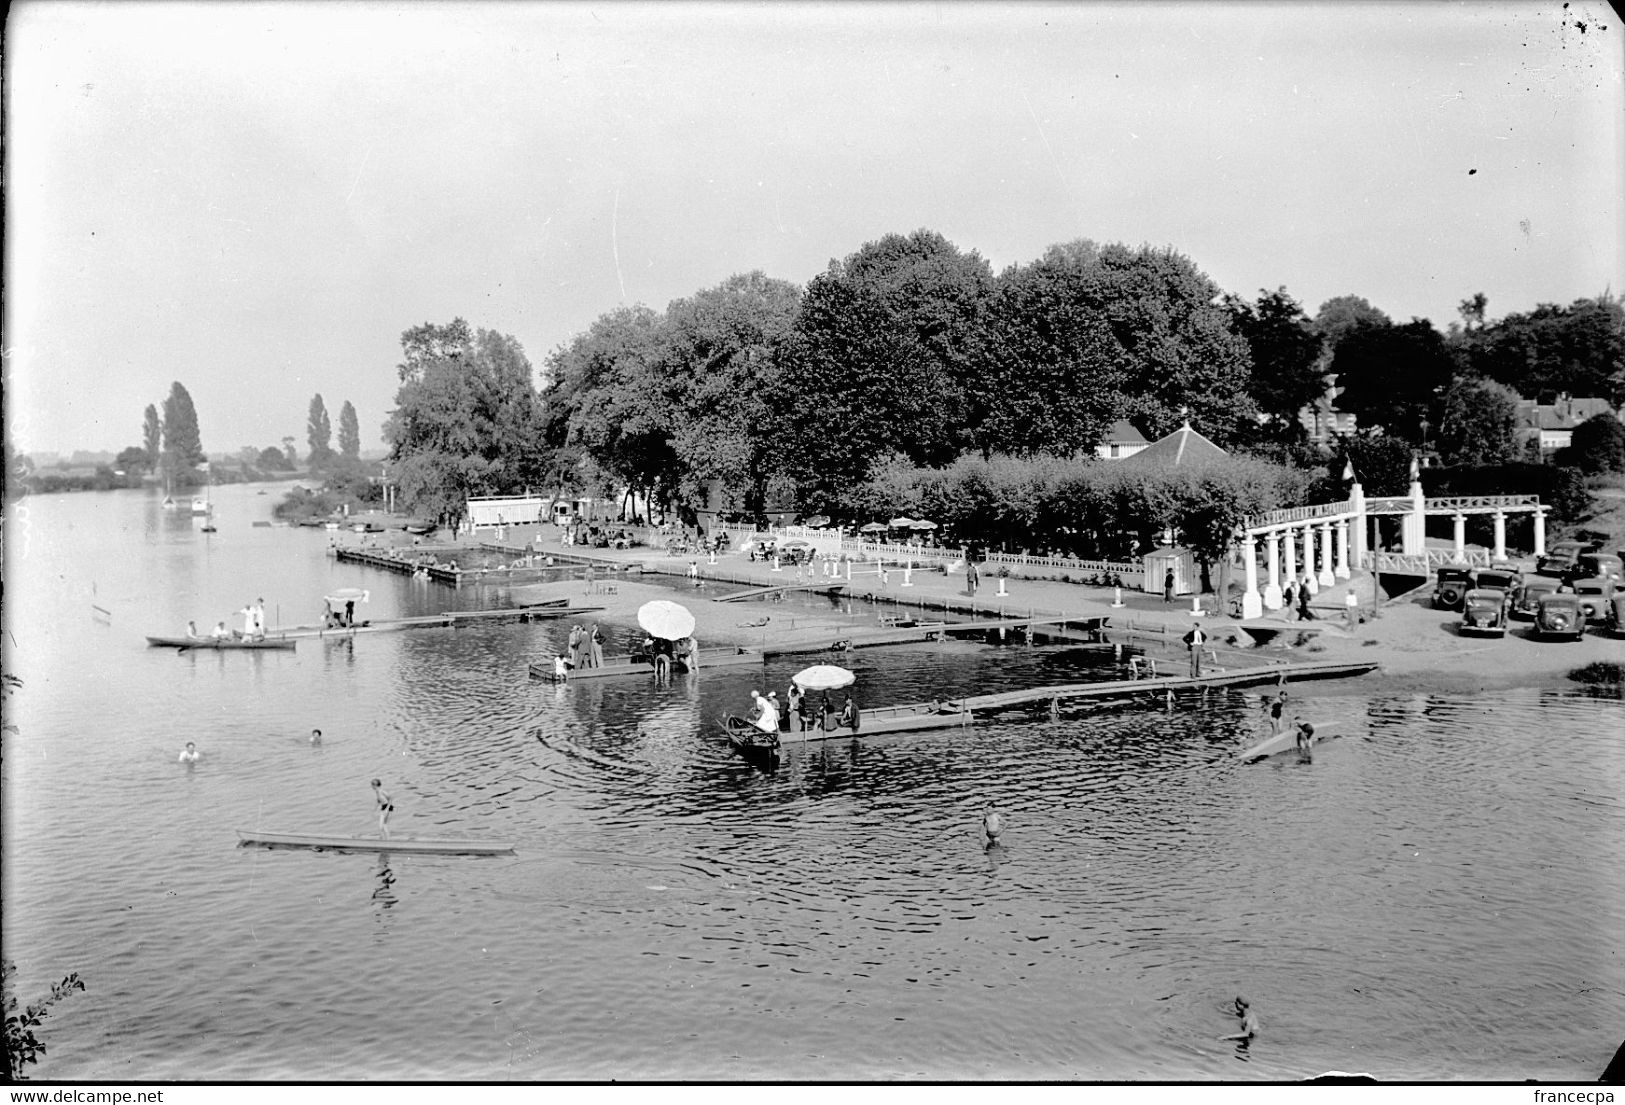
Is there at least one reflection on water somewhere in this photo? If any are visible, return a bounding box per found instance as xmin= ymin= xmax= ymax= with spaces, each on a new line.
xmin=3 ymin=486 xmax=1622 ymax=1081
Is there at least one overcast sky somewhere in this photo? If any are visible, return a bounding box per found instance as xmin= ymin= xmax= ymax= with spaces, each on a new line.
xmin=6 ymin=0 xmax=1621 ymax=457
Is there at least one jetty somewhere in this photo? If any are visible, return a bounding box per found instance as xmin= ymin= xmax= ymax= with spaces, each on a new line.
xmin=332 ymin=545 xmax=598 ymax=586
xmin=268 ymin=603 xmax=605 ymax=640
xmin=744 ymin=658 xmax=1381 ymax=747
xmin=716 ymin=581 xmax=849 ymax=602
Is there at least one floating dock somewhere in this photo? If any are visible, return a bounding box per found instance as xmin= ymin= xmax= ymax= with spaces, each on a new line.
xmin=716 ymin=581 xmax=849 ymax=602
xmin=268 ymin=604 xmax=605 ymax=640
xmin=237 ymin=830 xmax=514 ymax=855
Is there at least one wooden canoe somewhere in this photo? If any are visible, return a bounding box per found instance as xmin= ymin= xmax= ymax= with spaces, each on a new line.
xmin=237 ymin=830 xmax=514 ymax=855
xmin=1239 ymin=729 xmax=1336 ymax=762
xmin=528 ymin=646 xmax=764 ymax=682
xmin=147 ymin=636 xmax=296 ymax=651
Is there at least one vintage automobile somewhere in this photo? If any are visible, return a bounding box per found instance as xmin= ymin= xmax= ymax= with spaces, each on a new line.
xmin=1458 ymin=587 xmax=1512 ymax=636
xmin=1609 ymin=593 xmax=1625 ymax=637
xmin=1432 ymin=566 xmax=1475 ymax=611
xmin=1570 ymin=577 xmax=1617 ymax=624
xmin=1510 ymin=576 xmax=1561 ymax=619
xmin=1533 ymin=593 xmax=1587 ymax=641
xmin=1564 ymin=552 xmax=1624 ymax=586
xmin=1471 ymin=567 xmax=1521 ymax=594
xmin=1536 ymin=539 xmax=1601 ymax=577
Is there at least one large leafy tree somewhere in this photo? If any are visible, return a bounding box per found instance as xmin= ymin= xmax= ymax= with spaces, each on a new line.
xmin=1560 ymin=412 xmax=1625 ymax=474
xmin=306 ymin=394 xmax=334 ymax=470
xmin=160 ymin=381 xmax=206 ymax=476
xmin=542 ymin=304 xmax=676 ymax=511
xmin=768 ymin=230 xmax=995 ymax=507
xmin=1436 ymin=377 xmax=1522 ymax=466
xmin=658 ymin=271 xmax=801 ymax=516
xmin=977 ymin=242 xmax=1134 ymax=458
xmin=385 ymin=323 xmax=547 ymax=526
xmin=337 ymin=401 xmax=361 ymax=463
xmin=1225 ymin=287 xmax=1326 ymax=441
xmin=1454 ymin=294 xmax=1625 ymax=405
xmin=142 ymin=405 xmax=162 ymax=468
xmin=1328 ymin=319 xmax=1454 ymax=444
xmin=1068 ymin=243 xmax=1257 ymax=444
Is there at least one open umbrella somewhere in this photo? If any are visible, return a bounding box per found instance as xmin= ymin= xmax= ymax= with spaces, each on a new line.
xmin=638 ymin=599 xmax=696 ymax=641
xmin=781 ymin=538 xmax=811 ymax=548
xmin=792 ymin=664 xmax=855 ymax=691
xmin=888 ymin=516 xmax=916 ymax=528
xmin=859 ymin=522 xmax=888 ymax=534
xmin=910 ymin=520 xmax=937 ymax=531
xmin=323 ymin=588 xmax=370 ymax=605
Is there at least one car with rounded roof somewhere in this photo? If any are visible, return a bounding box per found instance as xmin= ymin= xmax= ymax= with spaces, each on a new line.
xmin=1533 ymin=593 xmax=1586 ymax=641
xmin=1537 ymin=538 xmax=1602 ymax=577
xmin=1510 ymin=576 xmax=1561 ymax=619
xmin=1608 ymin=593 xmax=1625 ymax=637
xmin=1563 ymin=552 xmax=1623 ymax=587
xmin=1570 ymin=577 xmax=1617 ymax=624
xmin=1459 ymin=587 xmax=1512 ymax=636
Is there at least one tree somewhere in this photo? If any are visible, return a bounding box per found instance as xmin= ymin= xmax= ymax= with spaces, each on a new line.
xmin=142 ymin=405 xmax=162 ymax=469
xmin=768 ymin=229 xmax=996 ymax=507
xmin=160 ymin=382 xmax=206 ymax=475
xmin=397 ymin=318 xmax=474 ymax=384
xmin=338 ymin=401 xmax=361 ymax=462
xmin=385 ymin=322 xmax=547 ymax=526
xmin=1436 ymin=377 xmax=1522 ymax=466
xmin=1454 ymin=294 xmax=1625 ymax=406
xmin=1561 ymin=412 xmax=1625 ymax=474
xmin=3 ymin=958 xmax=85 ymax=1080
xmin=258 ymin=446 xmax=294 ymax=472
xmin=1313 ymin=294 xmax=1391 ymax=351
xmin=1329 ymin=319 xmax=1454 ymax=444
xmin=114 ymin=446 xmax=151 ymax=475
xmin=282 ymin=437 xmax=297 ymax=467
xmin=306 ymin=394 xmax=334 ymax=470
xmin=1225 ymin=288 xmax=1326 ymax=441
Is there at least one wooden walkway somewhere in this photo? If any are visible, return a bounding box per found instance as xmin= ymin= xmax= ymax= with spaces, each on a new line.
xmin=716 ymin=581 xmax=849 ymax=602
xmin=269 ymin=604 xmax=604 ymax=640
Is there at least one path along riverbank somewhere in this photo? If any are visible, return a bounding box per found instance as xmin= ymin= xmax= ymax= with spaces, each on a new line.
xmin=411 ymin=523 xmax=1625 ymax=695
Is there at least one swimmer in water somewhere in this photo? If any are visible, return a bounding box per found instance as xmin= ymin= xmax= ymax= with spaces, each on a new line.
xmin=1221 ymin=995 xmax=1259 ymax=1041
xmin=178 ymin=741 xmax=200 ymax=763
xmin=981 ymin=805 xmax=1004 ymax=848
xmin=310 ymin=728 xmax=322 ymax=744
xmin=371 ymin=778 xmax=394 ymax=837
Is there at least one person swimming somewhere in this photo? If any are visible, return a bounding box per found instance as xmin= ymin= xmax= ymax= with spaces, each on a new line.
xmin=981 ymin=805 xmax=1004 ymax=848
xmin=178 ymin=741 xmax=200 ymax=763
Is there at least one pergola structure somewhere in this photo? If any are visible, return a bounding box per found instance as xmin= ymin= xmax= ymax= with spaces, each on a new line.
xmin=1235 ymin=478 xmax=1548 ymax=618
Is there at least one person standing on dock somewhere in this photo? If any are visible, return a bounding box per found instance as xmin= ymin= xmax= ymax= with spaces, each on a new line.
xmin=1183 ymin=617 xmax=1208 ymax=678
xmin=788 ymin=683 xmax=805 ymax=731
xmin=1281 ymin=579 xmax=1298 ymax=620
xmin=588 ymin=623 xmax=604 ymax=668
xmin=372 ymin=779 xmax=394 ymax=838
xmin=567 ymin=624 xmax=584 ymax=669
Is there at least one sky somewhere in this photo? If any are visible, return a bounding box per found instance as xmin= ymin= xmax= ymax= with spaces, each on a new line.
xmin=5 ymin=0 xmax=1622 ymax=458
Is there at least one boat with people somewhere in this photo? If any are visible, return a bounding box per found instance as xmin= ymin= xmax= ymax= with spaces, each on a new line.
xmin=146 ymin=635 xmax=295 ymax=651
xmin=236 ymin=830 xmax=514 ymax=855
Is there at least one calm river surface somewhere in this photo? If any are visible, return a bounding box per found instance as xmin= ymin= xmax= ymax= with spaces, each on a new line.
xmin=3 ymin=485 xmax=1622 ymax=1081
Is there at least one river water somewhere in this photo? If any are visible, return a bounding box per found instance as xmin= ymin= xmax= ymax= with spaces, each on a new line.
xmin=3 ymin=484 xmax=1621 ymax=1081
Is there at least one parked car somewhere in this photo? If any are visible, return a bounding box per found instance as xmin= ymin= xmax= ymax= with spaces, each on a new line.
xmin=1534 ymin=593 xmax=1587 ymax=641
xmin=1511 ymin=576 xmax=1561 ymax=619
xmin=1563 ymin=552 xmax=1624 ymax=586
xmin=1459 ymin=588 xmax=1511 ymax=636
xmin=1536 ymin=539 xmax=1601 ymax=577
xmin=1570 ymin=577 xmax=1617 ymax=624
xmin=1471 ymin=567 xmax=1521 ymax=594
xmin=1432 ymin=566 xmax=1474 ymax=611
xmin=1608 ymin=593 xmax=1625 ymax=637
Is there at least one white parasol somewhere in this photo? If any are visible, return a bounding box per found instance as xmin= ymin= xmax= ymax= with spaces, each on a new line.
xmin=638 ymin=599 xmax=696 ymax=641
xmin=792 ymin=664 xmax=855 ymax=691
xmin=324 ymin=588 xmax=370 ymax=605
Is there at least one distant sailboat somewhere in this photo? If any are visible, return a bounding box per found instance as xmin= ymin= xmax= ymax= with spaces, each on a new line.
xmin=195 ymin=463 xmax=215 ymax=527
xmin=162 ymin=471 xmax=177 ymax=510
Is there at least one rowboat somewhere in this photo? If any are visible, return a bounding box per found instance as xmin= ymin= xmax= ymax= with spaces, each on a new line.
xmin=237 ymin=830 xmax=514 ymax=855
xmin=147 ymin=636 xmax=296 ymax=650
xmin=529 ymin=646 xmax=764 ymax=682
xmin=722 ymin=700 xmax=974 ymax=757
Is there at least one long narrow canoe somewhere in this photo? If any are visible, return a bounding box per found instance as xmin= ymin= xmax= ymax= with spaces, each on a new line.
xmin=147 ymin=636 xmax=296 ymax=651
xmin=528 ymin=646 xmax=764 ymax=682
xmin=237 ymin=830 xmax=515 ymax=855
xmin=1238 ymin=729 xmax=1337 ymax=762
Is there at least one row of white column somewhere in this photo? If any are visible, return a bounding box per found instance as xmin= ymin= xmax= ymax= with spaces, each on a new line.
xmin=1240 ymin=516 xmax=1352 ymax=618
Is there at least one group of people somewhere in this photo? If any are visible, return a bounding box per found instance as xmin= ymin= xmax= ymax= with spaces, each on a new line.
xmin=747 ymin=686 xmax=860 ymax=734
xmin=1279 ymin=577 xmax=1319 ymax=621
xmin=1264 ymin=689 xmax=1318 ymax=759
xmin=184 ymin=596 xmax=268 ymax=641
xmin=552 ymin=622 xmax=604 ymax=677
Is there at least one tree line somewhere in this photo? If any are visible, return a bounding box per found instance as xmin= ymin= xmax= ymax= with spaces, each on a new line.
xmin=383 ymin=227 xmax=1624 ymax=537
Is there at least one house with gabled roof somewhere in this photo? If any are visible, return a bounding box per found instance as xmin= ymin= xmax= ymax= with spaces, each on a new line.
xmin=1094 ymin=419 xmax=1149 ymax=460
xmin=1513 ymin=394 xmax=1617 ymax=457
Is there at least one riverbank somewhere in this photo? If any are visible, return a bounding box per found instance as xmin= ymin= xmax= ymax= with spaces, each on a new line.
xmin=472 ymin=529 xmax=1622 ymax=693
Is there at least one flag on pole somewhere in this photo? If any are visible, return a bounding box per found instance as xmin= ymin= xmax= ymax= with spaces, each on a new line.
xmin=1342 ymin=459 xmax=1356 ymax=482
xmin=1408 ymin=454 xmax=1420 ymax=483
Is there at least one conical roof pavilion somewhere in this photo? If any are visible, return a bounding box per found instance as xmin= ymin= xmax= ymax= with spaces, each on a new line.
xmin=1120 ymin=420 xmax=1228 ymax=467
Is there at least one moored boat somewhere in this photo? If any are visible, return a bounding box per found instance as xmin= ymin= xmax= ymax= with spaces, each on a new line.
xmin=529 ymin=646 xmax=763 ymax=682
xmin=147 ymin=635 xmax=295 ymax=650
